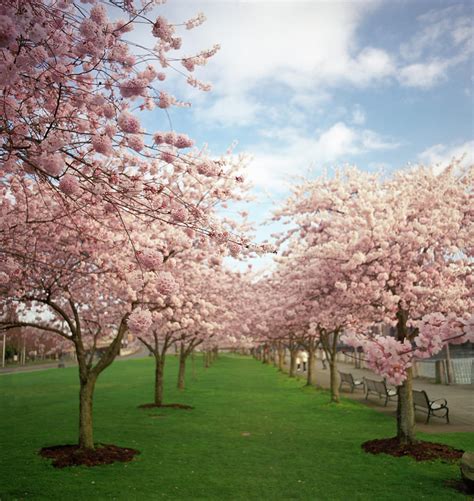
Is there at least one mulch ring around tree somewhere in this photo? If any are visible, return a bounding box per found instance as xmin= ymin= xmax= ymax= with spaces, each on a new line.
xmin=39 ymin=444 xmax=139 ymax=468
xmin=362 ymin=437 xmax=464 ymax=462
xmin=138 ymin=403 xmax=194 ymax=410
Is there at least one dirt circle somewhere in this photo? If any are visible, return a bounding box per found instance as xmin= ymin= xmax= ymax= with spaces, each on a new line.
xmin=362 ymin=437 xmax=464 ymax=462
xmin=39 ymin=443 xmax=139 ymax=468
xmin=138 ymin=403 xmax=194 ymax=410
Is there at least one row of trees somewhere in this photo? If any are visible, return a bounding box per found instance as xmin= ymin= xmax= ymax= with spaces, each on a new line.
xmin=1 ymin=0 xmax=472 ymax=458
xmin=243 ymin=166 xmax=472 ymax=445
xmin=0 ymin=0 xmax=262 ymax=451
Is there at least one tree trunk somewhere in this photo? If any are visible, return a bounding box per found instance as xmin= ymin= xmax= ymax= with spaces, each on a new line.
xmin=306 ymin=349 xmax=315 ymax=386
xmin=396 ymin=367 xmax=416 ymax=444
xmin=278 ymin=348 xmax=284 ymax=371
xmin=192 ymin=351 xmax=197 ymax=381
xmin=178 ymin=352 xmax=186 ymax=390
xmin=395 ymin=307 xmax=416 ymax=444
xmin=329 ymin=358 xmax=340 ymax=403
xmin=154 ymin=357 xmax=164 ymax=406
xmin=289 ymin=349 xmax=297 ymax=377
xmin=79 ymin=376 xmax=96 ymax=450
xmin=262 ymin=346 xmax=269 ymax=364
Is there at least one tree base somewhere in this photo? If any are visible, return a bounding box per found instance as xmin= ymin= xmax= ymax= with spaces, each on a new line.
xmin=137 ymin=403 xmax=194 ymax=410
xmin=39 ymin=444 xmax=139 ymax=468
xmin=362 ymin=437 xmax=463 ymax=461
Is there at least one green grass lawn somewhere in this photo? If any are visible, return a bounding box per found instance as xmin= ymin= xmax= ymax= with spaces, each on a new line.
xmin=0 ymin=355 xmax=472 ymax=500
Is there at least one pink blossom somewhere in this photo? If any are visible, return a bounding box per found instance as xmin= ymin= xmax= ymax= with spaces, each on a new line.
xmin=79 ymin=19 xmax=98 ymax=41
xmin=59 ymin=174 xmax=80 ymax=196
xmin=29 ymin=24 xmax=47 ymax=43
xmin=102 ymin=103 xmax=115 ymax=119
xmin=171 ymin=206 xmax=188 ymax=222
xmin=0 ymin=15 xmax=18 ymax=48
xmin=39 ymin=154 xmax=63 ymax=177
xmin=104 ymin=124 xmax=117 ymax=137
xmin=174 ymin=134 xmax=194 ymax=149
xmin=228 ymin=242 xmax=240 ymax=258
xmin=128 ymin=308 xmax=153 ymax=334
xmin=127 ymin=135 xmax=144 ymax=152
xmin=153 ymin=132 xmax=165 ymax=144
xmin=152 ymin=17 xmax=175 ymax=42
xmin=197 ymin=160 xmax=219 ymax=177
xmin=90 ymin=5 xmax=108 ymax=25
xmin=185 ymin=13 xmax=206 ymax=30
xmin=160 ymin=151 xmax=175 ymax=164
xmin=164 ymin=132 xmax=177 ymax=145
xmin=92 ymin=135 xmax=113 ymax=156
xmin=137 ymin=249 xmax=164 ymax=270
xmin=156 ymin=272 xmax=178 ymax=296
xmin=158 ymin=91 xmax=174 ymax=109
xmin=119 ymin=78 xmax=148 ymax=99
xmin=117 ymin=112 xmax=141 ymax=134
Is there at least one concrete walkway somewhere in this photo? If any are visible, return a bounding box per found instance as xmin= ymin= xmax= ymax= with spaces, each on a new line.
xmin=0 ymin=346 xmax=147 ymax=375
xmin=283 ymin=358 xmax=474 ymax=433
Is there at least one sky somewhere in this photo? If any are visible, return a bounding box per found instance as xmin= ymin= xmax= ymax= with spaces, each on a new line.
xmin=135 ymin=0 xmax=473 ymax=271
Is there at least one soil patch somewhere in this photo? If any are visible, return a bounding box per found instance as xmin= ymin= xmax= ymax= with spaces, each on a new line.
xmin=138 ymin=403 xmax=194 ymax=410
xmin=362 ymin=437 xmax=463 ymax=462
xmin=39 ymin=444 xmax=139 ymax=468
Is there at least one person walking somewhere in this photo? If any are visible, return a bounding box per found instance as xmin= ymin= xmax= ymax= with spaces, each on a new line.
xmin=301 ymin=351 xmax=308 ymax=372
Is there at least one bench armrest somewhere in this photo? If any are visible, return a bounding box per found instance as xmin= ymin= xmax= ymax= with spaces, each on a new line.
xmin=430 ymin=398 xmax=447 ymax=408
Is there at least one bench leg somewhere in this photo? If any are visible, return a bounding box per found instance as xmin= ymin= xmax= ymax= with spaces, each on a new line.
xmin=426 ymin=412 xmax=430 ymax=424
xmin=384 ymin=395 xmax=388 ymax=407
xmin=445 ymin=408 xmax=449 ymax=424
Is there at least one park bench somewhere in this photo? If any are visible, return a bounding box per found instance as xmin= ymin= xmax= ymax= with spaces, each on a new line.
xmin=339 ymin=371 xmax=364 ymax=392
xmin=364 ymin=377 xmax=397 ymax=406
xmin=413 ymin=389 xmax=449 ymax=424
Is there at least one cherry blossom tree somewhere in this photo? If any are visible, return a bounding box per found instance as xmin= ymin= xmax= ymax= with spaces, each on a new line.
xmin=275 ymin=165 xmax=473 ymax=442
xmin=0 ymin=180 xmax=198 ymax=450
xmin=0 ymin=0 xmax=270 ymax=455
xmin=0 ymin=0 xmax=266 ymax=263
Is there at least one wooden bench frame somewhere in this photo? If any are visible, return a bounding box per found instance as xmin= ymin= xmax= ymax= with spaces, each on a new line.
xmin=339 ymin=371 xmax=364 ymax=393
xmin=413 ymin=389 xmax=449 ymax=424
xmin=364 ymin=377 xmax=397 ymax=406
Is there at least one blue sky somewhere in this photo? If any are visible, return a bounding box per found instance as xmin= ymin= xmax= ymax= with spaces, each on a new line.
xmin=135 ymin=0 xmax=473 ymax=270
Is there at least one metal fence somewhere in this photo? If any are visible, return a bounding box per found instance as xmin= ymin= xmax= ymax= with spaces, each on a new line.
xmin=415 ymin=358 xmax=473 ymax=384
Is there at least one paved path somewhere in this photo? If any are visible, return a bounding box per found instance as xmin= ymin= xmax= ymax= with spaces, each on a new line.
xmin=282 ymin=357 xmax=474 ymax=433
xmin=0 ymin=347 xmax=148 ymax=375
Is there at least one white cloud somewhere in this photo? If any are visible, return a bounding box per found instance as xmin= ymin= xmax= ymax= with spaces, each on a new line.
xmin=129 ymin=1 xmax=472 ymax=134
xmin=398 ymin=61 xmax=449 ymax=89
xmin=348 ymin=47 xmax=395 ymax=86
xmin=418 ymin=140 xmax=474 ymax=174
xmin=243 ymin=122 xmax=399 ymax=192
xmin=397 ymin=5 xmax=473 ymax=89
xmin=351 ymin=104 xmax=366 ymax=125
xmin=196 ymin=93 xmax=263 ymax=127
